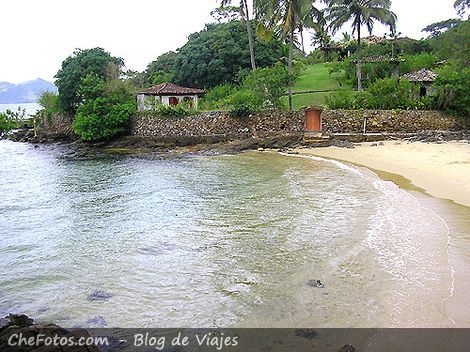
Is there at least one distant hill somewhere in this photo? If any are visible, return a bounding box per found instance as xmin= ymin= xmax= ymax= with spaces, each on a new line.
xmin=0 ymin=78 xmax=57 ymax=104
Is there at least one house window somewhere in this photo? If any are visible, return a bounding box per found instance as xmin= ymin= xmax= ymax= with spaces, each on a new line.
xmin=419 ymin=86 xmax=427 ymax=97
xmin=169 ymin=97 xmax=179 ymax=106
xmin=182 ymin=96 xmax=194 ymax=108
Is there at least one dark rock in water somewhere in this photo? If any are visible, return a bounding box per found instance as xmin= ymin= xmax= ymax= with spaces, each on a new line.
xmin=87 ymin=315 xmax=108 ymax=327
xmin=3 ymin=313 xmax=34 ymax=328
xmin=0 ymin=314 xmax=100 ymax=351
xmin=87 ymin=290 xmax=113 ymax=302
xmin=370 ymin=143 xmax=378 ymax=147
xmin=307 ymin=279 xmax=324 ymax=288
xmin=338 ymin=345 xmax=356 ymax=352
xmin=295 ymin=329 xmax=318 ymax=340
xmin=0 ymin=318 xmax=10 ymax=331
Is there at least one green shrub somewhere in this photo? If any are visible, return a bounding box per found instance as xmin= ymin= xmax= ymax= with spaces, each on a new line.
xmin=201 ymin=83 xmax=236 ymax=110
xmin=38 ymin=91 xmax=61 ymax=113
xmin=363 ymin=77 xmax=416 ymax=109
xmin=73 ymin=99 xmax=135 ymax=141
xmin=434 ymin=65 xmax=470 ymax=116
xmin=153 ymin=103 xmax=197 ymax=117
xmin=325 ymin=90 xmax=359 ymax=109
xmin=399 ymin=53 xmax=438 ymax=75
xmin=229 ymin=90 xmax=263 ymax=117
xmin=242 ymin=64 xmax=294 ymax=109
xmin=325 ymin=77 xmax=434 ymax=110
xmin=72 ymin=73 xmax=136 ymax=141
xmin=0 ymin=111 xmax=17 ymax=134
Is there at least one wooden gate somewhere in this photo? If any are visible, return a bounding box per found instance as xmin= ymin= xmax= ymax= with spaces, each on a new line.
xmin=305 ymin=108 xmax=322 ymax=131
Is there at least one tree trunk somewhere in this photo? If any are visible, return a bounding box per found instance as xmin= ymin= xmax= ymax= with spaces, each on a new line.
xmin=288 ymin=16 xmax=295 ymax=112
xmin=243 ymin=0 xmax=256 ymax=70
xmin=356 ymin=23 xmax=362 ymax=92
xmin=300 ymin=27 xmax=306 ymax=56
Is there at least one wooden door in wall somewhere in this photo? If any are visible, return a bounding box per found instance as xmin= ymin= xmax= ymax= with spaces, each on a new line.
xmin=305 ymin=109 xmax=321 ymax=131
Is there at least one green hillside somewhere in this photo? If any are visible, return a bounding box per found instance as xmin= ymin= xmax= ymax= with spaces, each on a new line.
xmin=282 ymin=63 xmax=347 ymax=110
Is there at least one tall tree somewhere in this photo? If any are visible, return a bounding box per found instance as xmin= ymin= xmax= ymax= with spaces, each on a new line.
xmin=172 ymin=21 xmax=283 ymax=88
xmin=311 ymin=10 xmax=332 ymax=49
xmin=221 ymin=0 xmax=257 ymax=70
xmin=326 ymin=0 xmax=397 ymax=92
xmin=257 ymin=0 xmax=323 ymax=111
xmin=55 ymin=48 xmax=123 ymax=113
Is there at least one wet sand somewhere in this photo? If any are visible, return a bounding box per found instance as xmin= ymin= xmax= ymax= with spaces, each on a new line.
xmin=295 ymin=141 xmax=470 ymax=327
xmin=296 ymin=141 xmax=470 ymax=207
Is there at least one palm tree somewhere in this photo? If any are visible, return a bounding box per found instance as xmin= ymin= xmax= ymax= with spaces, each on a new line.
xmin=257 ymin=0 xmax=323 ymax=111
xmin=326 ymin=0 xmax=397 ymax=92
xmin=311 ymin=10 xmax=331 ymax=49
xmin=221 ymin=0 xmax=257 ymax=70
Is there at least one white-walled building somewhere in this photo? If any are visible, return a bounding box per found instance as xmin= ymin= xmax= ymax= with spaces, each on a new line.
xmin=137 ymin=82 xmax=205 ymax=111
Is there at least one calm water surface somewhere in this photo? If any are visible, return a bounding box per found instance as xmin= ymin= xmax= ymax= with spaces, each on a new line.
xmin=0 ymin=103 xmax=40 ymax=116
xmin=0 ymin=140 xmax=456 ymax=327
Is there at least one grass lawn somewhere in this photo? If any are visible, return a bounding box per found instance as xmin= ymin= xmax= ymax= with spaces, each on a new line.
xmin=282 ymin=63 xmax=347 ymax=110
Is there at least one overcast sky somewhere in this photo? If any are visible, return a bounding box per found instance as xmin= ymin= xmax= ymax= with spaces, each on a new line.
xmin=0 ymin=0 xmax=459 ymax=84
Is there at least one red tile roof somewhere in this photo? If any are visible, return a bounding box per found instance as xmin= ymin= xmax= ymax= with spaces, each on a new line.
xmin=140 ymin=82 xmax=205 ymax=95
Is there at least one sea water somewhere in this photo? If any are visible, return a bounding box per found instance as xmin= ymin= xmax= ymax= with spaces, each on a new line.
xmin=0 ymin=140 xmax=459 ymax=327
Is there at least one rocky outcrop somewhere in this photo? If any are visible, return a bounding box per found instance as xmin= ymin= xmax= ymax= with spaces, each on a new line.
xmin=0 ymin=314 xmax=99 ymax=352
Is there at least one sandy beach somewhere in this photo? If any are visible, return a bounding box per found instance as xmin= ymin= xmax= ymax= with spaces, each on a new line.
xmin=296 ymin=140 xmax=470 ymax=327
xmin=296 ymin=141 xmax=470 ymax=207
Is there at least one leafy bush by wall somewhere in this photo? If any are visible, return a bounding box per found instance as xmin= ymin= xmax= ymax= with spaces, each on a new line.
xmin=325 ymin=77 xmax=435 ymax=110
xmin=434 ymin=65 xmax=470 ymax=117
xmin=72 ymin=73 xmax=136 ymax=141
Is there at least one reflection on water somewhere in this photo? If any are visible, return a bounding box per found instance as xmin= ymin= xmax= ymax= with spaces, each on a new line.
xmin=0 ymin=140 xmax=462 ymax=327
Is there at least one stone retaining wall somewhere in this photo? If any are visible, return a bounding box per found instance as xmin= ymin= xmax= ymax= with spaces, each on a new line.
xmin=38 ymin=112 xmax=75 ymax=139
xmin=130 ymin=111 xmax=305 ymax=143
xmin=38 ymin=109 xmax=468 ymax=143
xmin=321 ymin=110 xmax=467 ymax=133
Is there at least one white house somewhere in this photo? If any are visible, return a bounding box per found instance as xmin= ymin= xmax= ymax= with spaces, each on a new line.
xmin=137 ymin=82 xmax=205 ymax=111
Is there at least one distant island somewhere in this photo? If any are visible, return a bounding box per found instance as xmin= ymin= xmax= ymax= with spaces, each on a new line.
xmin=0 ymin=78 xmax=57 ymax=104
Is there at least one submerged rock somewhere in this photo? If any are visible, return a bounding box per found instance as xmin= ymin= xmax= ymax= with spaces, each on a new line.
xmin=87 ymin=315 xmax=108 ymax=327
xmin=1 ymin=313 xmax=34 ymax=328
xmin=87 ymin=290 xmax=113 ymax=302
xmin=307 ymin=279 xmax=325 ymax=288
xmin=338 ymin=345 xmax=356 ymax=352
xmin=0 ymin=314 xmax=99 ymax=351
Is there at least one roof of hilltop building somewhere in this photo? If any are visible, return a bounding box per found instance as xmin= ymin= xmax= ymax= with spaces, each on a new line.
xmin=401 ymin=69 xmax=437 ymax=82
xmin=350 ymin=55 xmax=404 ymax=64
xmin=140 ymin=82 xmax=205 ymax=95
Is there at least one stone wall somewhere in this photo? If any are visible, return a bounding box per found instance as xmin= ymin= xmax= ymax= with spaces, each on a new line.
xmin=130 ymin=110 xmax=305 ymax=144
xmin=37 ymin=112 xmax=75 ymax=139
xmin=321 ymin=110 xmax=467 ymax=133
xmin=37 ymin=109 xmax=468 ymax=144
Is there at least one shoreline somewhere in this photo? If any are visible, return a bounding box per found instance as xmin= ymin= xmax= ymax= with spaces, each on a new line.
xmin=294 ymin=142 xmax=470 ymax=327
xmin=295 ymin=141 xmax=470 ymax=208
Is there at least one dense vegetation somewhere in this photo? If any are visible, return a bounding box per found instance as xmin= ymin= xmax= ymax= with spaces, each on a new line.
xmin=50 ymin=48 xmax=136 ymax=141
xmin=55 ymin=48 xmax=124 ymax=114
xmin=146 ymin=21 xmax=284 ymax=89
xmin=72 ymin=74 xmax=136 ymax=141
xmin=41 ymin=0 xmax=468 ymax=143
